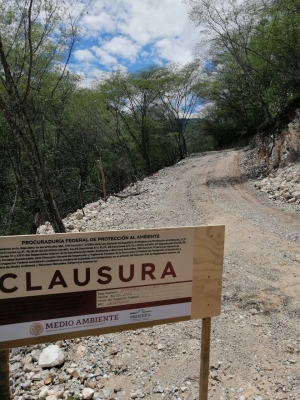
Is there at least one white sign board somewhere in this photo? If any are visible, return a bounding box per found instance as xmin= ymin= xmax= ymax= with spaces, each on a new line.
xmin=0 ymin=226 xmax=224 ymax=349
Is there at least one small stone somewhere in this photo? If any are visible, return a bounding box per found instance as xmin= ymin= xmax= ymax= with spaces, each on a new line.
xmin=23 ymin=363 xmax=35 ymax=372
xmin=56 ymin=390 xmax=64 ymax=399
xmin=39 ymin=387 xmax=48 ymax=399
xmin=23 ymin=380 xmax=32 ymax=389
xmin=10 ymin=362 xmax=21 ymax=372
xmin=66 ymin=368 xmax=81 ymax=379
xmin=292 ymin=191 xmax=300 ymax=199
xmin=98 ymin=389 xmax=110 ymax=398
xmin=76 ymin=345 xmax=86 ymax=358
xmin=82 ymin=388 xmax=94 ymax=399
xmin=99 ymin=378 xmax=106 ymax=386
xmin=109 ymin=347 xmax=118 ymax=355
xmin=86 ymin=381 xmax=97 ymax=389
xmin=153 ymin=386 xmax=164 ymax=393
xmin=39 ymin=345 xmax=65 ymax=368
xmin=31 ymin=350 xmax=40 ymax=362
xmin=22 ymin=355 xmax=33 ymax=365
xmin=62 ymin=391 xmax=71 ymax=399
xmin=76 ymin=211 xmax=83 ymax=220
xmin=94 ymin=367 xmax=103 ymax=376
xmin=44 ymin=376 xmax=53 ymax=385
xmin=280 ymin=184 xmax=289 ymax=190
xmin=43 ymin=370 xmax=55 ymax=385
xmin=58 ymin=373 xmax=66 ymax=383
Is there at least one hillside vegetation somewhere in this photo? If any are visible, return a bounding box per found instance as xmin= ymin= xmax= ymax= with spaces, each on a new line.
xmin=1 ymin=0 xmax=300 ymax=235
xmin=188 ymin=0 xmax=300 ymax=145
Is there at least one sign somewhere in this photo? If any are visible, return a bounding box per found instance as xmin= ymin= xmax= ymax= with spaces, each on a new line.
xmin=0 ymin=225 xmax=224 ymax=350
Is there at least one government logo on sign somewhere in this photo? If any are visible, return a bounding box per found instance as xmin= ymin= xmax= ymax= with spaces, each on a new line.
xmin=129 ymin=309 xmax=152 ymax=322
xmin=30 ymin=323 xmax=43 ymax=336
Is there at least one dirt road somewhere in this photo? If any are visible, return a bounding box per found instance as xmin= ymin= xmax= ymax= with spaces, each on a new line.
xmin=12 ymin=149 xmax=300 ymax=400
xmin=166 ymin=149 xmax=300 ymax=399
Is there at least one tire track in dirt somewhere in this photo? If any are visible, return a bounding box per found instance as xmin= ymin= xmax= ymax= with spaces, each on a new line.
xmin=28 ymin=149 xmax=300 ymax=400
xmin=166 ymin=150 xmax=300 ymax=399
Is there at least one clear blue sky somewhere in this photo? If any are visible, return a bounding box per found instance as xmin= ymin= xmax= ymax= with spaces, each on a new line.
xmin=69 ymin=0 xmax=200 ymax=86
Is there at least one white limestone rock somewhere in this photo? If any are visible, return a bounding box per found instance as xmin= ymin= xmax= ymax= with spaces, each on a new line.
xmin=76 ymin=211 xmax=83 ymax=220
xmin=39 ymin=345 xmax=65 ymax=368
xmin=292 ymin=191 xmax=300 ymax=199
xmin=82 ymin=388 xmax=95 ymax=399
xmin=46 ymin=396 xmax=58 ymax=400
xmin=76 ymin=344 xmax=86 ymax=358
xmin=38 ymin=387 xmax=48 ymax=400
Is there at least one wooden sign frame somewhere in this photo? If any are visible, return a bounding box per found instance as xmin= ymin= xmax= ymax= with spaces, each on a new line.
xmin=0 ymin=225 xmax=225 ymax=399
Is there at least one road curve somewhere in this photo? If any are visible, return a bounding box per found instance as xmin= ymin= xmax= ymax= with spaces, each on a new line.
xmin=169 ymin=150 xmax=300 ymax=399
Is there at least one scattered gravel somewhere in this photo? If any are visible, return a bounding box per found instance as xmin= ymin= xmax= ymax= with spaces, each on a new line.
xmin=10 ymin=149 xmax=300 ymax=400
xmin=254 ymin=164 xmax=300 ymax=205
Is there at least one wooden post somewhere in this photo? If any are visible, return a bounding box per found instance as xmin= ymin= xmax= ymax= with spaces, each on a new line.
xmin=96 ymin=159 xmax=106 ymax=202
xmin=199 ymin=317 xmax=211 ymax=400
xmin=30 ymin=207 xmax=41 ymax=234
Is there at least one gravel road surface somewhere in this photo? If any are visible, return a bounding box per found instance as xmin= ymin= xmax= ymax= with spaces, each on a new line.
xmin=10 ymin=149 xmax=300 ymax=400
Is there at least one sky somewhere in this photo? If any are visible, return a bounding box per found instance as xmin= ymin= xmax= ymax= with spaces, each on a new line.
xmin=69 ymin=0 xmax=201 ymax=86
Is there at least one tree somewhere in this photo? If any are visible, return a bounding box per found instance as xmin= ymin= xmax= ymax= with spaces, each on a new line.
xmin=186 ymin=0 xmax=300 ymax=145
xmin=157 ymin=61 xmax=202 ymax=158
xmin=58 ymin=87 xmax=132 ymax=206
xmin=0 ymin=1 xmax=83 ymax=398
xmin=96 ymin=64 xmax=204 ymax=174
xmin=97 ymin=66 xmax=173 ymax=175
xmin=0 ymin=117 xmax=32 ymax=235
xmin=0 ymin=0 xmax=82 ymax=233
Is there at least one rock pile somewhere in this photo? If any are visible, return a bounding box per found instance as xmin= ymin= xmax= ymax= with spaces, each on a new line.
xmin=13 ymin=151 xmax=300 ymax=400
xmin=38 ymin=200 xmax=103 ymax=235
xmin=10 ymin=326 xmax=199 ymax=400
xmin=15 ymin=164 xmax=203 ymax=400
xmin=254 ymin=163 xmax=300 ymax=205
xmin=10 ymin=338 xmax=113 ymax=399
xmin=37 ymin=164 xmax=199 ymax=236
